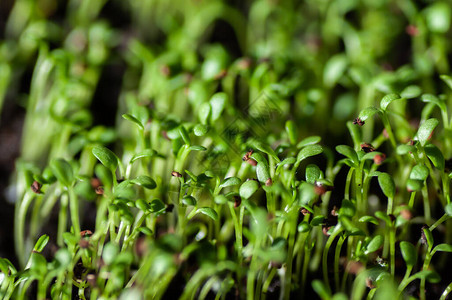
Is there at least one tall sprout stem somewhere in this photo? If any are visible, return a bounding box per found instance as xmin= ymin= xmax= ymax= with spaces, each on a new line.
xmin=440 ymin=281 xmax=452 ymax=300
xmin=68 ymin=187 xmax=81 ymax=234
xmin=283 ymin=208 xmax=297 ymax=299
xmin=322 ymin=226 xmax=343 ymax=293
xmin=14 ymin=191 xmax=34 ymax=267
xmin=335 ymin=235 xmax=346 ymax=291
xmin=389 ymin=225 xmax=396 ymax=276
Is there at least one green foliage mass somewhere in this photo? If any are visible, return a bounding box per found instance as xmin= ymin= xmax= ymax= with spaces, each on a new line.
xmin=1 ymin=0 xmax=452 ymax=299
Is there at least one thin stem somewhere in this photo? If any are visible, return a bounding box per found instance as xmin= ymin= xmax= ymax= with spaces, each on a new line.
xmin=381 ymin=113 xmax=397 ymax=149
xmin=421 ymin=184 xmax=431 ymax=224
xmin=398 ymin=265 xmax=413 ymax=295
xmin=387 ymin=196 xmax=394 ymax=215
xmin=389 ymin=225 xmax=396 ymax=276
xmin=408 ymin=192 xmax=416 ymax=208
xmin=420 ymin=251 xmax=433 ymax=300
xmin=429 ymin=214 xmax=451 ymax=231
xmin=301 ymin=237 xmax=313 ymax=296
xmin=14 ymin=191 xmax=34 ymax=267
xmin=440 ymin=281 xmax=452 ymax=300
xmin=283 ymin=208 xmax=297 ymax=299
xmin=228 ymin=202 xmax=244 ymax=298
xmin=262 ymin=267 xmax=277 ymax=296
xmin=68 ymin=186 xmax=81 ymax=234
xmin=335 ymin=235 xmax=346 ymax=291
xmin=57 ymin=193 xmax=69 ymax=247
xmin=322 ymin=226 xmax=343 ymax=293
xmin=344 ymin=168 xmax=354 ymax=200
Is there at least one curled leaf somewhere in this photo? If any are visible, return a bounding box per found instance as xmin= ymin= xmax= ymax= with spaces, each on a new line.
xmin=239 ymin=180 xmax=259 ymax=199
xmin=196 ymin=207 xmax=218 ymax=221
xmin=92 ymin=146 xmax=119 ymax=172
xmin=380 ymin=93 xmax=402 ymax=111
xmin=415 ymin=118 xmax=439 ymax=147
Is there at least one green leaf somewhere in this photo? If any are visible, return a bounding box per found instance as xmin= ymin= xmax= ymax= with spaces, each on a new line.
xmin=102 ymin=243 xmax=119 ymax=265
xmin=358 ymin=106 xmax=381 ymax=121
xmin=131 ymin=175 xmax=157 ymax=189
xmin=114 ymin=180 xmax=136 ymax=199
xmin=421 ymin=94 xmax=447 ymax=113
xmin=122 ymin=114 xmax=144 ymax=130
xmin=266 ymin=237 xmax=288 ymax=263
xmin=250 ymin=152 xmax=268 ymax=166
xmin=50 ymin=158 xmax=74 ymax=187
xmin=239 ymin=180 xmax=260 ymax=199
xmin=209 ymin=92 xmax=227 ymax=121
xmin=339 ymin=199 xmax=356 ymax=218
xmin=120 ymin=288 xmax=143 ymax=300
xmin=196 ymin=207 xmax=218 ymax=221
xmin=189 ymin=145 xmax=206 ymax=151
xmin=29 ymin=252 xmax=47 ymax=278
xmin=285 ymin=120 xmax=297 ymax=145
xmin=251 ymin=152 xmax=270 ymax=183
xmin=323 ymin=54 xmax=347 ymax=88
xmin=422 ymin=227 xmax=434 ymax=251
xmin=137 ymin=227 xmax=153 ymax=236
xmin=401 ymin=85 xmax=422 ymax=99
xmin=332 ymin=293 xmax=348 ymax=300
xmin=380 ymin=93 xmax=402 ymax=111
xmin=424 ymin=144 xmax=445 ymax=170
xmin=276 ymin=157 xmax=296 ymax=173
xmin=297 ymin=136 xmax=321 ymax=148
xmin=378 ymin=172 xmax=395 ymax=198
xmin=193 ymin=124 xmax=208 ymax=136
xmin=55 ymin=248 xmax=71 ymax=268
xmin=410 ymin=165 xmax=429 ymax=181
xmin=278 ymin=157 xmax=296 ymax=167
xmin=185 ymin=170 xmax=197 ymax=182
xmin=433 ymin=243 xmax=452 ymax=253
xmin=149 ymin=199 xmax=165 ymax=213
xmin=375 ymin=211 xmax=391 ymax=225
xmin=220 ymin=177 xmax=241 ymax=188
xmin=63 ymin=232 xmax=79 ymax=248
xmin=400 ymin=241 xmax=417 ymax=267
xmin=336 ymin=145 xmax=358 ymax=166
xmin=365 ymin=235 xmax=384 ymax=254
xmin=305 ymin=164 xmax=321 ymax=184
xmin=361 ymin=151 xmax=384 ymax=162
xmin=407 ymin=179 xmax=423 ymax=192
xmin=397 ymin=144 xmax=416 ymax=155
xmin=135 ymin=199 xmax=150 ymax=212
xmin=214 ymin=195 xmax=227 ymax=205
xmin=179 ymin=126 xmax=191 ymax=146
xmin=424 ymin=2 xmax=451 ymax=33
xmin=299 ymin=182 xmax=317 ymax=206
xmin=0 ymin=259 xmax=9 ymax=274
xmin=298 ymin=221 xmax=311 ymax=233
xmin=198 ymin=102 xmax=211 ymax=125
xmin=359 ymin=216 xmax=379 ymax=225
xmin=92 ymin=146 xmax=119 ymax=172
xmin=33 ymin=235 xmax=49 ymax=253
xmin=130 ymin=149 xmax=157 ymax=163
xmin=445 ymin=203 xmax=452 ymax=216
xmin=311 ymin=215 xmax=325 ymax=226
xmin=256 ymin=164 xmax=270 ymax=183
xmin=440 ymin=75 xmax=452 ymax=91
xmin=182 ymin=195 xmax=197 ymax=206
xmin=312 ymin=279 xmax=331 ymax=299
xmin=296 ymin=144 xmax=323 ymax=164
xmin=416 ymin=118 xmax=439 ymax=146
